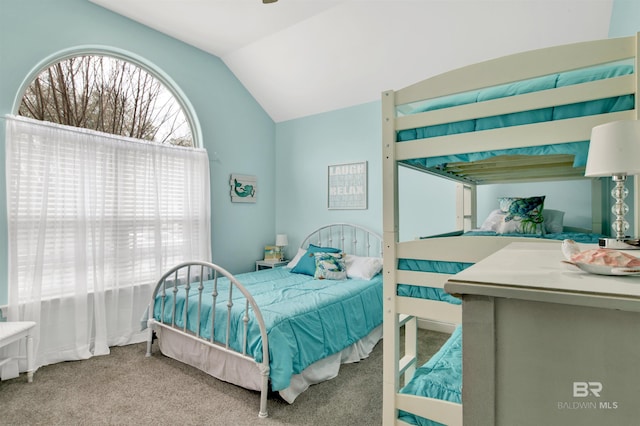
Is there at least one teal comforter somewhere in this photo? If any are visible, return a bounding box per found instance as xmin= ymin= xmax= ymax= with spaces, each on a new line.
xmin=153 ymin=267 xmax=383 ymax=391
xmin=399 ymin=325 xmax=463 ymax=426
xmin=397 ymin=63 xmax=635 ymax=170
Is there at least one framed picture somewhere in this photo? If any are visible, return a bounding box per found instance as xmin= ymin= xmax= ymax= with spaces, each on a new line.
xmin=327 ymin=161 xmax=368 ymax=210
xmin=230 ymin=174 xmax=257 ymax=203
xmin=264 ymin=245 xmax=283 ymax=261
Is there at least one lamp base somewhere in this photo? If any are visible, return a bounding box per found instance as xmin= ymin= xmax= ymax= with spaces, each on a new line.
xmin=598 ymin=237 xmax=640 ymax=250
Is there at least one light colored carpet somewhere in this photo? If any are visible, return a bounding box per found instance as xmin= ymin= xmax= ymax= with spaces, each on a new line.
xmin=0 ymin=329 xmax=449 ymax=426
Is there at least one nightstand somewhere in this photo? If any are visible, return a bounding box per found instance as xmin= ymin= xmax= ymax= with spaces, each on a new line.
xmin=256 ymin=260 xmax=288 ymax=271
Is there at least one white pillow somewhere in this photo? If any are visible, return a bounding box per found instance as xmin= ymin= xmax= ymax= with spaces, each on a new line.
xmin=497 ymin=218 xmax=521 ymax=234
xmin=286 ymin=248 xmax=306 ymax=269
xmin=543 ymin=209 xmax=565 ymax=233
xmin=481 ymin=208 xmax=564 ymax=234
xmin=479 ymin=209 xmax=505 ymax=231
xmin=345 ymin=255 xmax=383 ymax=280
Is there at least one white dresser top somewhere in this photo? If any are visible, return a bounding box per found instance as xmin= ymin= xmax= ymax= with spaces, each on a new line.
xmin=445 ymin=242 xmax=640 ymax=310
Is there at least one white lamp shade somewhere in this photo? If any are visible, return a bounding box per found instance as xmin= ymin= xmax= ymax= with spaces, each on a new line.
xmin=585 ymin=120 xmax=640 ymax=177
xmin=275 ymin=234 xmax=288 ymax=246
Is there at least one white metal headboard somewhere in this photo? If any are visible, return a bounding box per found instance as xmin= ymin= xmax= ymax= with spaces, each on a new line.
xmin=300 ymin=223 xmax=383 ymax=257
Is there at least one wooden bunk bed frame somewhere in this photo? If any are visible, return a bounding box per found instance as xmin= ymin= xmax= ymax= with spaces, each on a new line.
xmin=381 ymin=33 xmax=640 ymax=425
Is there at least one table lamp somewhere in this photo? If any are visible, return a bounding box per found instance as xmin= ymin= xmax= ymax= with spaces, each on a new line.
xmin=275 ymin=234 xmax=288 ymax=260
xmin=585 ymin=120 xmax=640 ymax=249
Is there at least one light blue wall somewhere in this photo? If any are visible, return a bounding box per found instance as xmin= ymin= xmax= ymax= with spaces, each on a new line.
xmin=397 ymin=167 xmax=457 ymax=241
xmin=274 ymin=99 xmax=458 ymax=246
xmin=609 ymin=0 xmax=640 ymax=38
xmin=275 ymin=101 xmax=382 ymax=258
xmin=0 ymin=0 xmax=276 ymax=305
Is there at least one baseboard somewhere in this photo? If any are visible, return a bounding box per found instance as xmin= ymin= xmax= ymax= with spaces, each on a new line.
xmin=416 ymin=318 xmax=457 ymax=334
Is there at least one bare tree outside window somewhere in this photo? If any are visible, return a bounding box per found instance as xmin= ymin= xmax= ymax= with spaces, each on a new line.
xmin=19 ymin=55 xmax=193 ymax=147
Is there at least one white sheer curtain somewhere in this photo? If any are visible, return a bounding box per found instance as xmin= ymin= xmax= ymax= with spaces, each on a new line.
xmin=4 ymin=115 xmax=211 ymax=370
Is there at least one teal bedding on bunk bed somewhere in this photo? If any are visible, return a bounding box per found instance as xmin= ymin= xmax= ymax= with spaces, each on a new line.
xmin=397 ymin=231 xmax=603 ymax=303
xmin=396 ymin=63 xmax=635 ymax=170
xmin=397 ymin=233 xmax=606 ymax=424
xmin=398 ymin=325 xmax=463 ymax=426
xmin=397 ymin=258 xmax=466 ymax=305
xmin=153 ymin=267 xmax=383 ymax=391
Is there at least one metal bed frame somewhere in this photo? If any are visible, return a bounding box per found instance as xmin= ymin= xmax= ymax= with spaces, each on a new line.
xmin=146 ymin=222 xmax=382 ymax=418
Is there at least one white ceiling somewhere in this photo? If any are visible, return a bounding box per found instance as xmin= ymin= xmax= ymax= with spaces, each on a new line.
xmin=89 ymin=0 xmax=614 ymax=123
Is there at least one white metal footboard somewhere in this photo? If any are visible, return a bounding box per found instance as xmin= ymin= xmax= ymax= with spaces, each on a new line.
xmin=146 ymin=261 xmax=271 ymax=418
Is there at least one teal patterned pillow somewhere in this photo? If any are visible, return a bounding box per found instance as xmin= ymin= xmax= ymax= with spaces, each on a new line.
xmin=291 ymin=244 xmax=342 ymax=276
xmin=497 ymin=196 xmax=546 ymax=234
xmin=313 ymin=252 xmax=347 ymax=280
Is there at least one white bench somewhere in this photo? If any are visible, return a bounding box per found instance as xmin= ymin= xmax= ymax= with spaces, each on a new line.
xmin=0 ymin=321 xmax=36 ymax=382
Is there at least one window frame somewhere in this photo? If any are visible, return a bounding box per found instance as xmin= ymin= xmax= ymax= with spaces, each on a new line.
xmin=12 ymin=45 xmax=202 ymax=149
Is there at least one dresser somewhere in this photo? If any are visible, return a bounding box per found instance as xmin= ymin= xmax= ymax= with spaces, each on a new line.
xmin=444 ymin=242 xmax=640 ymax=426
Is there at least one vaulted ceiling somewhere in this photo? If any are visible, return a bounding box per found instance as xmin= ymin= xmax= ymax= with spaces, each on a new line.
xmin=89 ymin=0 xmax=614 ymax=123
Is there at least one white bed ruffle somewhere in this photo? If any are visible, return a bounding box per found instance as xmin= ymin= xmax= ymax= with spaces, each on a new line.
xmin=155 ymin=324 xmax=382 ymax=403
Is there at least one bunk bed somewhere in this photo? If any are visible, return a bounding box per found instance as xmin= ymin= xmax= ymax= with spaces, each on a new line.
xmin=381 ymin=33 xmax=640 ymax=425
xmin=145 ymin=223 xmax=383 ymax=418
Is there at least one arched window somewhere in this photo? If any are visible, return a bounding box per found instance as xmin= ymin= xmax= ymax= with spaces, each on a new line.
xmin=5 ymin=51 xmax=210 ymax=368
xmin=18 ymin=54 xmax=194 ymax=147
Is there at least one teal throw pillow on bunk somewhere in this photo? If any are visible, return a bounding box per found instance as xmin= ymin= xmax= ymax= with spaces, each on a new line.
xmin=498 ymin=196 xmax=546 ymax=234
xmin=291 ymin=244 xmax=342 ymax=276
xmin=313 ymin=252 xmax=347 ymax=280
